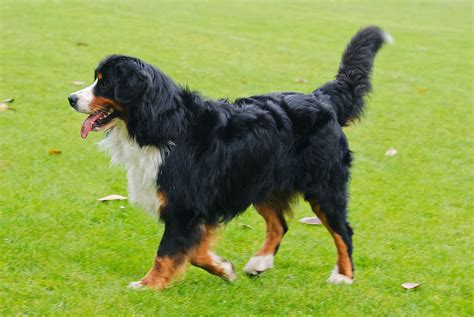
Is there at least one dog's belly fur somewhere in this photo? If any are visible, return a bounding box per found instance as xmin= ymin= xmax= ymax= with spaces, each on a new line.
xmin=99 ymin=122 xmax=164 ymax=216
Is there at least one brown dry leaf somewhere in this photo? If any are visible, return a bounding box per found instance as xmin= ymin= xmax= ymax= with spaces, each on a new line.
xmin=239 ymin=223 xmax=254 ymax=230
xmin=48 ymin=149 xmax=62 ymax=155
xmin=71 ymin=80 xmax=85 ymax=86
xmin=416 ymin=87 xmax=428 ymax=95
xmin=299 ymin=216 xmax=322 ymax=225
xmin=295 ymin=78 xmax=309 ymax=84
xmin=401 ymin=282 xmax=421 ymax=289
xmin=97 ymin=194 xmax=128 ymax=201
xmin=0 ymin=103 xmax=8 ymax=112
xmin=385 ymin=148 xmax=397 ymax=156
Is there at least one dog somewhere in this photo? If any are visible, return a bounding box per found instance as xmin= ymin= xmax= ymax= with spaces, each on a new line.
xmin=68 ymin=26 xmax=391 ymax=290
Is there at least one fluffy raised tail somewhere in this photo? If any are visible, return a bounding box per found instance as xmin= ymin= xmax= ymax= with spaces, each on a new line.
xmin=315 ymin=26 xmax=392 ymax=126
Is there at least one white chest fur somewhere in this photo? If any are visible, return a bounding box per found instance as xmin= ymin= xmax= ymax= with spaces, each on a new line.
xmin=99 ymin=123 xmax=164 ymax=217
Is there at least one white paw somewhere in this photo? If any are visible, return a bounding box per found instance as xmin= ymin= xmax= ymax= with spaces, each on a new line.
xmin=209 ymin=252 xmax=236 ymax=282
xmin=243 ymin=255 xmax=274 ymax=276
xmin=127 ymin=281 xmax=145 ymax=289
xmin=221 ymin=261 xmax=237 ymax=282
xmin=327 ymin=266 xmax=353 ymax=285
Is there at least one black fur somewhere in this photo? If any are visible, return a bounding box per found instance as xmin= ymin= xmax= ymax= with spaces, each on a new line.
xmin=94 ymin=27 xmax=388 ymax=266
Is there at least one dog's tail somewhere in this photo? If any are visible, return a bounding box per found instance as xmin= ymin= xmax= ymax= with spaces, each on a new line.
xmin=315 ymin=26 xmax=392 ymax=126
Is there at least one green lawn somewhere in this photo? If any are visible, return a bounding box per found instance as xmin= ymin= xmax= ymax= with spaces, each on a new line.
xmin=1 ymin=0 xmax=472 ymax=315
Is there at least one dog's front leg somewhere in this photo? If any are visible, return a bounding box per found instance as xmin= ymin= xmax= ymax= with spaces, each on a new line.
xmin=128 ymin=209 xmax=204 ymax=290
xmin=127 ymin=255 xmax=186 ymax=290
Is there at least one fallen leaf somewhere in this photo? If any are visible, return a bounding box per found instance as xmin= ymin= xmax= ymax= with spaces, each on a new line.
xmin=2 ymin=98 xmax=14 ymax=103
xmin=402 ymin=282 xmax=421 ymax=289
xmin=97 ymin=194 xmax=128 ymax=201
xmin=239 ymin=223 xmax=254 ymax=230
xmin=71 ymin=80 xmax=85 ymax=86
xmin=76 ymin=42 xmax=88 ymax=46
xmin=48 ymin=149 xmax=62 ymax=155
xmin=299 ymin=217 xmax=322 ymax=225
xmin=385 ymin=148 xmax=397 ymax=156
xmin=295 ymin=78 xmax=309 ymax=83
xmin=416 ymin=87 xmax=428 ymax=95
xmin=0 ymin=103 xmax=8 ymax=112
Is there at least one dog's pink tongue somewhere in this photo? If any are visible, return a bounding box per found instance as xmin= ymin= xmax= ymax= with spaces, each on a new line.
xmin=80 ymin=113 xmax=102 ymax=139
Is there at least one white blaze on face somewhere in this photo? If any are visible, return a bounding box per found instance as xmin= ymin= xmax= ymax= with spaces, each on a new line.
xmin=71 ymin=79 xmax=97 ymax=113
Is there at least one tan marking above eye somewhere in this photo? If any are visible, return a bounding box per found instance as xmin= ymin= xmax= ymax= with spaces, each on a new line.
xmin=97 ymin=72 xmax=103 ymax=80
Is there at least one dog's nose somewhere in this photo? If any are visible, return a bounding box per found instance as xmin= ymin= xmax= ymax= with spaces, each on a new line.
xmin=68 ymin=94 xmax=78 ymax=107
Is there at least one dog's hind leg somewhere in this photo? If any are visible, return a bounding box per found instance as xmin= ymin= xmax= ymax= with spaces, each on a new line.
xmin=307 ymin=197 xmax=354 ymax=285
xmin=243 ymin=195 xmax=290 ymax=276
xmin=189 ymin=225 xmax=236 ymax=282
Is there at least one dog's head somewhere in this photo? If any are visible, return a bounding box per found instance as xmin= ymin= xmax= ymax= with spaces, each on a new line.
xmin=69 ymin=55 xmax=186 ymax=146
xmin=68 ymin=55 xmax=155 ymax=139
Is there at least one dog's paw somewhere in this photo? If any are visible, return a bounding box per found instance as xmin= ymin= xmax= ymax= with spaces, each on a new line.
xmin=221 ymin=261 xmax=237 ymax=282
xmin=327 ymin=266 xmax=353 ymax=285
xmin=209 ymin=252 xmax=237 ymax=282
xmin=243 ymin=255 xmax=274 ymax=276
xmin=127 ymin=280 xmax=145 ymax=290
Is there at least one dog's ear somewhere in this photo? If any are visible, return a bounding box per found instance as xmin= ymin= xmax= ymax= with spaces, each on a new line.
xmin=114 ymin=61 xmax=151 ymax=104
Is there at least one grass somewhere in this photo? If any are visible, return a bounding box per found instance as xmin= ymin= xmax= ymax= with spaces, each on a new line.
xmin=0 ymin=0 xmax=472 ymax=315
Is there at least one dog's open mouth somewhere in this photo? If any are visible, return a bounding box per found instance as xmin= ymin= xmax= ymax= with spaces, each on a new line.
xmin=80 ymin=106 xmax=118 ymax=139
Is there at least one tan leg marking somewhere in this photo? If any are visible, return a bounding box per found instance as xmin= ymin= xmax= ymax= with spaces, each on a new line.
xmin=243 ymin=202 xmax=287 ymax=275
xmin=129 ymin=256 xmax=186 ymax=290
xmin=332 ymin=233 xmax=352 ymax=278
xmin=189 ymin=226 xmax=236 ymax=281
xmin=309 ymin=201 xmax=353 ymax=280
xmin=254 ymin=204 xmax=286 ymax=256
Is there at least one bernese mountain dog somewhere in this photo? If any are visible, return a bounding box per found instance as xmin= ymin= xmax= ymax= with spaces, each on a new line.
xmin=68 ymin=26 xmax=391 ymax=290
